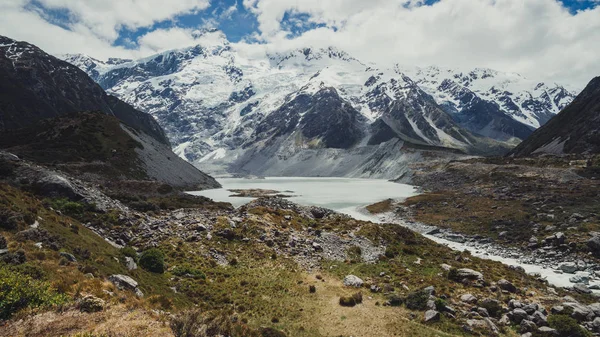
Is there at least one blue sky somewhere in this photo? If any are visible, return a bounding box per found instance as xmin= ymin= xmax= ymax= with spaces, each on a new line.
xmin=1 ymin=0 xmax=599 ymax=86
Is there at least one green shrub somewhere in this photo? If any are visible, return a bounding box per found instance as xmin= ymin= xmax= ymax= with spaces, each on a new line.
xmin=405 ymin=289 xmax=429 ymax=310
xmin=547 ymin=315 xmax=591 ymax=337
xmin=480 ymin=299 xmax=502 ymax=318
xmin=0 ymin=266 xmax=68 ymax=319
xmin=139 ymin=248 xmax=165 ymax=273
xmin=384 ymin=244 xmax=402 ymax=258
xmin=120 ymin=246 xmax=138 ymax=260
xmin=434 ymin=298 xmax=447 ymax=311
xmin=172 ymin=265 xmax=206 ymax=279
xmin=48 ymin=198 xmax=87 ymax=216
xmin=447 ymin=268 xmax=459 ymax=281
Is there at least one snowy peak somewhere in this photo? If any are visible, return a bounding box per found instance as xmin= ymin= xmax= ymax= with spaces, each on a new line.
xmin=403 ymin=65 xmax=576 ymax=129
xmin=60 ymin=38 xmax=576 ymax=176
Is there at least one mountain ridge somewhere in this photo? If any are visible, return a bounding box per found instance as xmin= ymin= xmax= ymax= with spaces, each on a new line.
xmin=0 ymin=35 xmax=219 ymax=190
xmin=61 ymin=33 xmax=576 ymax=176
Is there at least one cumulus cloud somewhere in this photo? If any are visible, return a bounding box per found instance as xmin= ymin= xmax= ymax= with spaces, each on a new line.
xmin=0 ymin=0 xmax=210 ymax=58
xmin=0 ymin=0 xmax=599 ymax=87
xmin=242 ymin=0 xmax=600 ymax=88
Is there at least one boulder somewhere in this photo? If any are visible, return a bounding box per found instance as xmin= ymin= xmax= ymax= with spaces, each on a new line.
xmin=461 ymin=293 xmax=478 ymax=304
xmin=108 ymin=274 xmax=138 ymax=291
xmin=559 ymin=262 xmax=578 ymax=274
xmin=424 ymin=310 xmax=440 ymax=323
xmin=423 ymin=286 xmax=435 ymax=296
xmin=456 ymin=268 xmax=484 ymax=281
xmin=125 ymin=257 xmax=137 ymax=271
xmin=466 ymin=318 xmax=499 ymax=336
xmin=532 ymin=311 xmax=548 ymax=327
xmin=343 ymin=275 xmax=364 ymax=288
xmin=60 ymin=252 xmax=77 ymax=262
xmin=520 ymin=320 xmax=537 ymax=334
xmin=563 ymin=302 xmax=594 ymax=321
xmin=537 ymin=326 xmax=558 ymax=336
xmin=569 ymin=273 xmax=590 ymax=285
xmin=498 ymin=279 xmax=517 ymax=293
xmin=574 ymin=284 xmax=592 ymax=294
xmin=512 ymin=308 xmax=529 ymax=324
xmin=588 ymin=236 xmax=600 ymax=255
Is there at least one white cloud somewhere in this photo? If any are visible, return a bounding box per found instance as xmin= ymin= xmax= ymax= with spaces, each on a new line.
xmin=35 ymin=0 xmax=211 ymax=40
xmin=241 ymin=0 xmax=600 ymax=88
xmin=0 ymin=0 xmax=599 ymax=88
xmin=0 ymin=0 xmax=211 ymax=59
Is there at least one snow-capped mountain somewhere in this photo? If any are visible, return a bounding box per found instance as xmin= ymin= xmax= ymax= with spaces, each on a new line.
xmin=62 ymin=30 xmax=576 ymax=177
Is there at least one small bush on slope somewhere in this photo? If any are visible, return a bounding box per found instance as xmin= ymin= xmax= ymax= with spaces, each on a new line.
xmin=139 ymin=248 xmax=165 ymax=274
xmin=0 ymin=266 xmax=68 ymax=319
xmin=547 ymin=315 xmax=591 ymax=337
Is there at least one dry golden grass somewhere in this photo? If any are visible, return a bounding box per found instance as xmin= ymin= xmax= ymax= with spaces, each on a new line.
xmin=0 ymin=305 xmax=173 ymax=337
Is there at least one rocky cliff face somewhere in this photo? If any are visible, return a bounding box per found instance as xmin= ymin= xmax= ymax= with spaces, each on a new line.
xmin=510 ymin=76 xmax=600 ymax=156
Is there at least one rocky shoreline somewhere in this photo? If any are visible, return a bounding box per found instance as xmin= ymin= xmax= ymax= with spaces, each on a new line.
xmin=379 ymin=209 xmax=600 ymax=294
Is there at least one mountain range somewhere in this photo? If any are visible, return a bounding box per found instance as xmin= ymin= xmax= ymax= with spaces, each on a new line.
xmin=62 ymin=30 xmax=576 ymax=178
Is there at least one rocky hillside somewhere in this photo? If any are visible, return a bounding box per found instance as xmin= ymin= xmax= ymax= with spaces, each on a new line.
xmin=0 ymin=36 xmax=219 ymax=190
xmin=0 ymin=36 xmax=167 ymax=145
xmin=510 ymin=76 xmax=600 ymax=156
xmin=1 ymin=152 xmax=598 ymax=337
xmin=62 ymin=30 xmax=576 ymax=177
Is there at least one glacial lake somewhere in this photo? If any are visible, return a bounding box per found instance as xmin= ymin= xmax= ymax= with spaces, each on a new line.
xmin=189 ymin=177 xmax=419 ymax=220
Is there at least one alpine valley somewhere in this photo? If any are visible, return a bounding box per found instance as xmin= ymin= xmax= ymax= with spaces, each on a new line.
xmin=2 ymin=27 xmax=600 ymax=337
xmin=63 ymin=30 xmax=576 ymax=178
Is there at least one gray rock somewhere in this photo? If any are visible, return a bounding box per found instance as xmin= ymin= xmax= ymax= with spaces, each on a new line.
xmin=537 ymin=326 xmax=559 ymax=336
xmin=551 ymin=305 xmax=565 ymax=314
xmin=512 ymin=308 xmax=529 ymax=324
xmin=559 ymin=262 xmax=578 ymax=274
xmin=466 ymin=318 xmax=499 ymax=336
xmin=423 ymin=286 xmax=435 ymax=296
xmin=456 ymin=268 xmax=484 ymax=281
xmin=343 ymin=275 xmax=364 ymax=288
xmin=498 ymin=279 xmax=517 ymax=293
xmin=461 ymin=293 xmax=478 ymax=304
xmin=424 ymin=310 xmax=440 ymax=323
xmin=574 ymin=284 xmax=592 ymax=294
xmin=532 ymin=311 xmax=548 ymax=327
xmin=592 ymin=317 xmax=600 ymax=332
xmin=108 ymin=274 xmax=138 ymax=291
xmin=570 ymin=274 xmax=590 ymax=285
xmin=588 ymin=236 xmax=600 ymax=255
xmin=125 ymin=257 xmax=137 ymax=270
xmin=440 ymin=264 xmax=452 ymax=271
xmin=588 ymin=303 xmax=600 ymax=316
xmin=509 ymin=299 xmax=523 ymax=309
xmin=499 ymin=314 xmax=511 ymax=326
xmin=563 ymin=302 xmax=594 ymax=321
xmin=520 ymin=320 xmax=537 ymax=333
xmin=60 ymin=252 xmax=77 ymax=262
xmin=477 ymin=307 xmax=490 ymax=317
